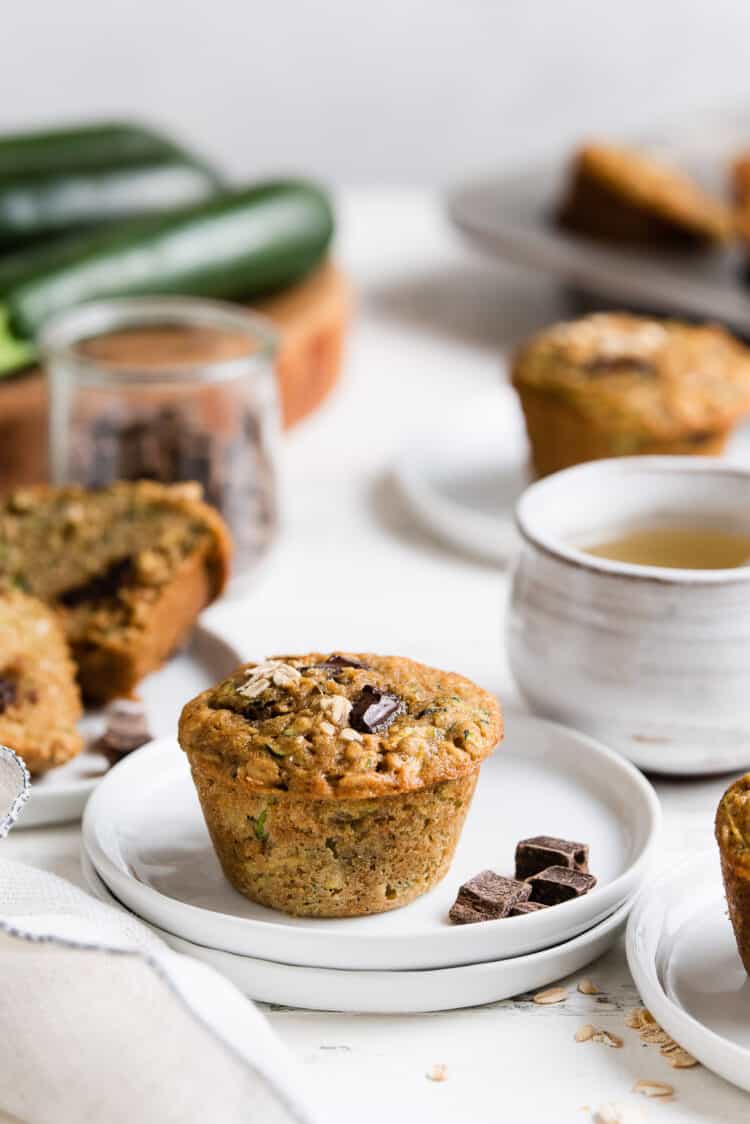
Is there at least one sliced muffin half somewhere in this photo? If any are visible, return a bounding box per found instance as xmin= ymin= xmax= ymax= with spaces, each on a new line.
xmin=0 ymin=481 xmax=231 ymax=703
xmin=0 ymin=590 xmax=83 ymax=774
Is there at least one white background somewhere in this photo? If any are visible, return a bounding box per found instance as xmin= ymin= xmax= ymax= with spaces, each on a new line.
xmin=4 ymin=0 xmax=750 ymax=184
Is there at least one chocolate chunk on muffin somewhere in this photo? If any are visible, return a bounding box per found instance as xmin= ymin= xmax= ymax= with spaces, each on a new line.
xmin=716 ymin=774 xmax=750 ymax=974
xmin=512 ymin=313 xmax=750 ymax=477
xmin=557 ymin=142 xmax=733 ymax=248
xmin=0 ymin=591 xmax=83 ymax=774
xmin=0 ymin=481 xmax=231 ymax=703
xmin=179 ymin=653 xmax=502 ymax=918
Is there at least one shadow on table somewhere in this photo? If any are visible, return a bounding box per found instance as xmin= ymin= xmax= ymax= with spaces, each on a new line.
xmin=370 ymin=470 xmax=502 ymax=572
xmin=367 ymin=262 xmax=577 ymax=352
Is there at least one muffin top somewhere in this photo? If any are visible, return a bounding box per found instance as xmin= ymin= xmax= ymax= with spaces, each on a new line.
xmin=570 ymin=143 xmax=733 ymax=243
xmin=179 ymin=653 xmax=502 ymax=799
xmin=716 ymin=773 xmax=750 ymax=866
xmin=512 ymin=313 xmax=750 ymax=441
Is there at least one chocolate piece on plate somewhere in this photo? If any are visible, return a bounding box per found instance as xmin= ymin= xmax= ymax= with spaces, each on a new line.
xmin=515 ymin=835 xmax=590 ymax=881
xmin=96 ymin=698 xmax=152 ymax=763
xmin=509 ymin=900 xmax=548 ymax=916
xmin=349 ymin=685 xmax=406 ymax=734
xmin=449 ymin=869 xmax=531 ymax=925
xmin=527 ymin=865 xmax=597 ymax=906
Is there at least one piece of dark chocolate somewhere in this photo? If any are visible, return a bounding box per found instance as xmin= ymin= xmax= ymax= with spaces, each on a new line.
xmin=349 ymin=686 xmax=406 ymax=734
xmin=449 ymin=870 xmax=531 ymax=924
xmin=317 ymin=655 xmax=369 ymax=673
xmin=0 ymin=675 xmax=18 ymax=715
xmin=96 ymin=699 xmax=152 ymax=764
xmin=59 ymin=556 xmax=134 ymax=607
xmin=509 ymin=900 xmax=548 ymax=916
xmin=527 ymin=865 xmax=597 ymax=906
xmin=515 ymin=835 xmax=589 ymax=881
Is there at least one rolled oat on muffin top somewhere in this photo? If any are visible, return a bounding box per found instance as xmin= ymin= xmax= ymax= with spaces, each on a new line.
xmin=179 ymin=653 xmax=502 ymax=800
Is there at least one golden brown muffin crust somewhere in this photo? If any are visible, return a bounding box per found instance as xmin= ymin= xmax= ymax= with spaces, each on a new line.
xmin=512 ymin=313 xmax=750 ymax=443
xmin=0 ymin=590 xmax=83 ymax=774
xmin=179 ymin=652 xmax=502 ymax=800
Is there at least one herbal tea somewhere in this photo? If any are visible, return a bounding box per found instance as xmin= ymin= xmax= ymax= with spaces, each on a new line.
xmin=583 ymin=527 xmax=750 ymax=570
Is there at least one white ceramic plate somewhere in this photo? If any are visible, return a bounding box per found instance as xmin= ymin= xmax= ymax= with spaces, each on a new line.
xmin=83 ymin=710 xmax=659 ymax=971
xmin=81 ymin=849 xmax=631 ymax=1013
xmin=627 ymin=851 xmax=750 ymax=1092
xmin=395 ymin=384 xmax=750 ymax=570
xmin=448 ymin=107 xmax=750 ymax=333
xmin=19 ymin=626 xmax=242 ymax=829
xmin=394 ymin=383 xmax=529 ymax=565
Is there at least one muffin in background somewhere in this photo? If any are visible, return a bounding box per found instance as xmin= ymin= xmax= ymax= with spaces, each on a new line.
xmin=558 ymin=142 xmax=733 ymax=248
xmin=0 ymin=590 xmax=83 ymax=775
xmin=179 ymin=653 xmax=502 ymax=918
xmin=511 ymin=313 xmax=750 ymax=478
xmin=716 ymin=774 xmax=750 ymax=974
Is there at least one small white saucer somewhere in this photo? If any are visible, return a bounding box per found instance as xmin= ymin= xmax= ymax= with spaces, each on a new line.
xmin=394 ymin=383 xmax=528 ymax=565
xmin=394 ymin=383 xmax=750 ymax=570
xmin=627 ymin=851 xmax=750 ymax=1092
xmin=19 ymin=626 xmax=242 ymax=829
xmin=83 ymin=710 xmax=659 ymax=971
xmin=81 ymin=849 xmax=632 ymax=1014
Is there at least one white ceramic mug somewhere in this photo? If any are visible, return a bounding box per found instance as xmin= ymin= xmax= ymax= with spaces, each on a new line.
xmin=507 ymin=457 xmax=750 ymax=776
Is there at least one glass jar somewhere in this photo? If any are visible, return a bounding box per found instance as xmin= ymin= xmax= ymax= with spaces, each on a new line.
xmin=41 ymin=296 xmax=280 ymax=587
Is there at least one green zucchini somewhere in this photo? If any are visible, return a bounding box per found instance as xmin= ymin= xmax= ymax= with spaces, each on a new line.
xmin=0 ymin=179 xmax=334 ymax=374
xmin=0 ymin=120 xmax=222 ymax=250
xmin=0 ymin=160 xmax=222 ymax=250
xmin=0 ymin=120 xmax=184 ymax=178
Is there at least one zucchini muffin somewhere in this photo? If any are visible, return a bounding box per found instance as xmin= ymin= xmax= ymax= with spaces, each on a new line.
xmin=0 ymin=590 xmax=83 ymax=774
xmin=558 ymin=143 xmax=733 ymax=247
xmin=512 ymin=313 xmax=750 ymax=477
xmin=0 ymin=481 xmax=231 ymax=703
xmin=179 ymin=653 xmax=502 ymax=917
xmin=716 ymin=774 xmax=750 ymax=974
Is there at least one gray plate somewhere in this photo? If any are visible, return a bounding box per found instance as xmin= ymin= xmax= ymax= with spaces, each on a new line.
xmin=448 ymin=106 xmax=750 ymax=332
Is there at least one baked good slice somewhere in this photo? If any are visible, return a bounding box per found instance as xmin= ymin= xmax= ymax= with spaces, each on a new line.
xmin=558 ymin=142 xmax=733 ymax=247
xmin=0 ymin=590 xmax=83 ymax=774
xmin=0 ymin=481 xmax=231 ymax=703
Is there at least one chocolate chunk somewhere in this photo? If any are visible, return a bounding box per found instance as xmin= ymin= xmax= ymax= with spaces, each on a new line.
xmin=449 ymin=870 xmax=531 ymax=924
xmin=96 ymin=699 xmax=152 ymax=763
xmin=316 ymin=655 xmax=369 ymax=673
xmin=527 ymin=866 xmax=597 ymax=906
xmin=349 ymin=686 xmax=406 ymax=734
xmin=509 ymin=900 xmax=548 ymax=916
xmin=583 ymin=356 xmax=657 ymax=377
xmin=515 ymin=835 xmax=589 ymax=881
xmin=59 ymin=556 xmax=134 ymax=607
xmin=0 ymin=675 xmax=18 ymax=714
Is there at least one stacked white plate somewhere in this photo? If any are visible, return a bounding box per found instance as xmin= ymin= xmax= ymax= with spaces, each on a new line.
xmin=81 ymin=708 xmax=660 ymax=1013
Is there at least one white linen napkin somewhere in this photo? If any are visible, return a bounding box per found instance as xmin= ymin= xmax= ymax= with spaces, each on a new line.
xmin=0 ymin=747 xmax=320 ymax=1124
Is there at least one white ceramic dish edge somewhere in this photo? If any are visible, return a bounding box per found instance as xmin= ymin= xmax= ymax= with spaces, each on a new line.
xmin=82 ymin=713 xmax=660 ymax=971
xmin=82 ymin=848 xmax=632 ymax=1014
xmin=626 ymin=851 xmax=750 ymax=1093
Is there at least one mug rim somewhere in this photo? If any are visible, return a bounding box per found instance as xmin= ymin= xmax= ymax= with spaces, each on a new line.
xmin=515 ymin=456 xmax=750 ymax=585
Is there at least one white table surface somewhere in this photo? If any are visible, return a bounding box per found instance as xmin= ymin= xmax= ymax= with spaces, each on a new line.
xmin=5 ymin=190 xmax=748 ymax=1123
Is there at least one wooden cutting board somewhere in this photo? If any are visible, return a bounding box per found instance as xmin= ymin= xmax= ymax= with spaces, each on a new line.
xmin=0 ymin=260 xmax=352 ymax=490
